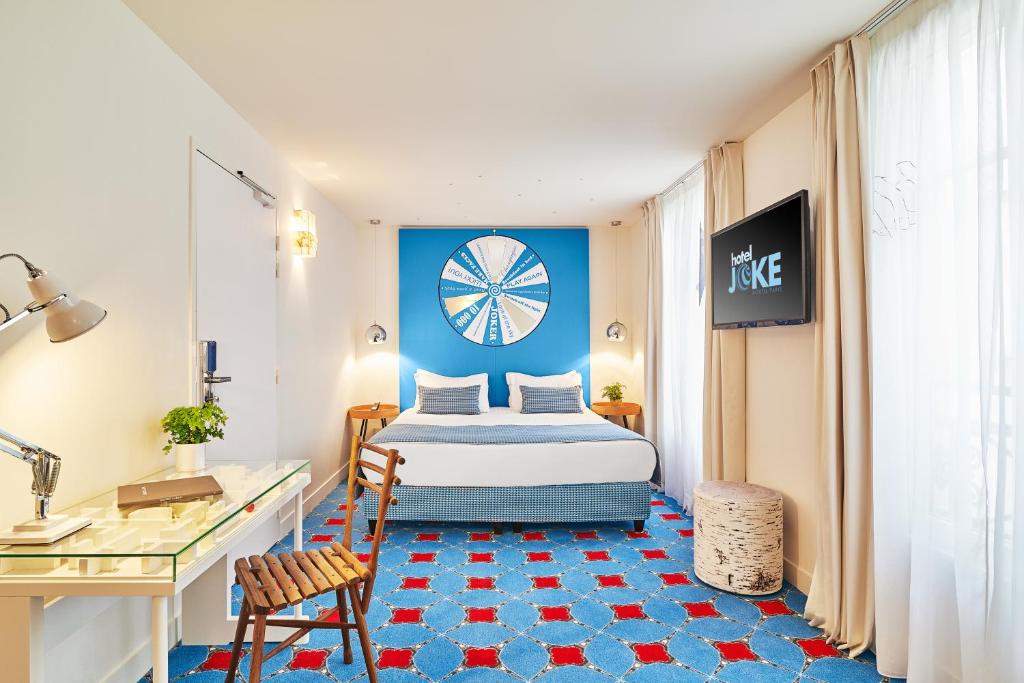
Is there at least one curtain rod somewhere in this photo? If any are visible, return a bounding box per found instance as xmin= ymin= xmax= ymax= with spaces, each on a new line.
xmin=855 ymin=0 xmax=916 ymax=35
xmin=657 ymin=0 xmax=913 ymax=200
xmin=659 ymin=158 xmax=705 ymax=197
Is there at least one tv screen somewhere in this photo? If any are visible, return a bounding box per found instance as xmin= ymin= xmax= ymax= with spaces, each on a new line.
xmin=711 ymin=190 xmax=811 ymax=329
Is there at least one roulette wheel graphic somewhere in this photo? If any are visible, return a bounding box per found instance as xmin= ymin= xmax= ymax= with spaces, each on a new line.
xmin=438 ymin=234 xmax=550 ymax=346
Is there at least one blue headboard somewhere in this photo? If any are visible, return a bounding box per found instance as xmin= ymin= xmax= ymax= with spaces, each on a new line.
xmin=398 ymin=227 xmax=590 ymax=410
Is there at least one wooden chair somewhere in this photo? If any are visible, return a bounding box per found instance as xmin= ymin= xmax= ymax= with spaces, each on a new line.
xmin=225 ymin=436 xmax=403 ymax=683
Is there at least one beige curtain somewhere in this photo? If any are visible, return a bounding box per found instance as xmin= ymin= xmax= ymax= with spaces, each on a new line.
xmin=804 ymin=36 xmax=873 ymax=657
xmin=702 ymin=143 xmax=746 ymax=482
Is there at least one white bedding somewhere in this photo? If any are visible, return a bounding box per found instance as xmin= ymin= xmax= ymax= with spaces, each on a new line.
xmin=360 ymin=407 xmax=657 ymax=487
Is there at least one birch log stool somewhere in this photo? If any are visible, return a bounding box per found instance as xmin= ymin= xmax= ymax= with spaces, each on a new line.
xmin=693 ymin=480 xmax=783 ymax=595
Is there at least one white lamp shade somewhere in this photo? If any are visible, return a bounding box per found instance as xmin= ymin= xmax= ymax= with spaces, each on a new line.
xmin=26 ymin=272 xmax=107 ymax=342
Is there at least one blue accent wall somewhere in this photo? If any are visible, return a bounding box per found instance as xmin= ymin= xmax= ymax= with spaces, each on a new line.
xmin=399 ymin=228 xmax=590 ymax=410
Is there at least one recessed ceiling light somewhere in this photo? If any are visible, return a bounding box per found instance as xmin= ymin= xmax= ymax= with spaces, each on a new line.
xmin=369 ymin=219 xmax=381 ymax=225
xmin=611 ymin=220 xmax=622 ymax=227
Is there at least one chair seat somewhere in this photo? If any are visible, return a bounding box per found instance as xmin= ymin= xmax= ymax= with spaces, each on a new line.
xmin=236 ymin=544 xmax=373 ymax=614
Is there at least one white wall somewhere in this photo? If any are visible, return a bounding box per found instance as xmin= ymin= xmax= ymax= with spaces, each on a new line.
xmin=350 ymin=225 xmax=642 ymax=406
xmin=0 ymin=1 xmax=360 ymax=680
xmin=742 ymin=90 xmax=817 ymax=591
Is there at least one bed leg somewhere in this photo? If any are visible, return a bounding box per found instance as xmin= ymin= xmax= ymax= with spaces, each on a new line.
xmin=492 ymin=523 xmax=503 ymax=535
xmin=633 ymin=520 xmax=645 ymax=532
xmin=367 ymin=519 xmax=377 ymax=535
xmin=511 ymin=523 xmax=523 ymax=534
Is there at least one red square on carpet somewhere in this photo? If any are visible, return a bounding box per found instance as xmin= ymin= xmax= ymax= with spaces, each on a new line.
xmin=401 ymin=577 xmax=430 ymax=590
xmin=309 ymin=534 xmax=334 ymax=543
xmin=613 ymin=604 xmax=646 ymax=620
xmin=797 ymin=639 xmax=842 ymax=658
xmin=378 ymin=648 xmax=414 ymax=669
xmin=540 ymin=606 xmax=572 ymax=621
xmin=522 ymin=531 xmax=546 ymax=541
xmin=391 ymin=609 xmax=422 ymax=624
xmin=470 ymin=532 xmax=493 ymax=542
xmin=633 ymin=643 xmax=672 ymax=664
xmin=415 ymin=533 xmax=441 ymax=542
xmin=469 ymin=552 xmax=494 ymax=563
xmin=626 ymin=531 xmax=650 ymax=539
xmin=200 ymin=651 xmax=232 ymax=670
xmin=550 ymin=646 xmax=586 ymax=666
xmin=469 ymin=577 xmax=495 ymax=589
xmin=465 ymin=647 xmax=500 ymax=667
xmin=337 ymin=503 xmax=353 ymax=510
xmin=684 ymin=602 xmax=719 ymax=618
xmin=325 ymin=518 xmax=346 ymax=526
xmin=597 ymin=575 xmax=626 ymax=587
xmin=290 ymin=649 xmax=329 ymax=669
xmin=584 ymin=550 xmax=611 ymax=561
xmin=677 ymin=529 xmax=695 ymax=538
xmin=650 ymin=499 xmax=666 ymax=506
xmin=356 ymin=553 xmax=371 ymax=562
xmin=641 ymin=549 xmax=668 ymax=560
xmin=467 ymin=608 xmax=498 ymax=623
xmin=754 ymin=600 xmax=791 ymax=616
xmin=409 ymin=552 xmax=436 ymax=563
xmin=573 ymin=531 xmax=599 ymax=540
xmin=660 ymin=513 xmax=683 ymax=521
xmin=533 ymin=576 xmax=560 ymax=588
xmin=716 ymin=642 xmax=756 ymax=661
xmin=527 ymin=551 xmax=553 ymax=562
xmin=660 ymin=572 xmax=692 ymax=585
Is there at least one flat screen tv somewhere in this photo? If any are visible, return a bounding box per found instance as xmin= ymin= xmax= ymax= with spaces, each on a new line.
xmin=711 ymin=189 xmax=811 ymax=329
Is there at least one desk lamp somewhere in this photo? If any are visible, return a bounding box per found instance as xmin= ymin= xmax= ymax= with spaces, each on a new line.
xmin=0 ymin=253 xmax=106 ymax=544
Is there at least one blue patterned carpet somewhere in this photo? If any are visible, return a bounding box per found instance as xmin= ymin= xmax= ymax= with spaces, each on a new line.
xmin=146 ymin=487 xmax=890 ymax=682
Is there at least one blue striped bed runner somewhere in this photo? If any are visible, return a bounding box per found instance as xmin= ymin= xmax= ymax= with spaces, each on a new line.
xmin=368 ymin=422 xmax=652 ymax=446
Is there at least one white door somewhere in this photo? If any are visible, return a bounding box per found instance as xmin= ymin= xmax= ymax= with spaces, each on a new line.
xmin=193 ymin=151 xmax=277 ymax=462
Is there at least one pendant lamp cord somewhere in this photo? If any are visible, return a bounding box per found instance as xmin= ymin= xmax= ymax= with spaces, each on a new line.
xmin=372 ymin=227 xmax=378 ymax=324
xmin=614 ymin=228 xmax=620 ymax=320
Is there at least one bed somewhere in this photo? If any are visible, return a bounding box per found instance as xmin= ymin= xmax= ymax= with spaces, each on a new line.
xmin=358 ymin=406 xmax=658 ymax=532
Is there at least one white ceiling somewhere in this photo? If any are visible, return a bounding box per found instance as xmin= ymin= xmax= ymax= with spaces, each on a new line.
xmin=124 ymin=0 xmax=886 ymax=228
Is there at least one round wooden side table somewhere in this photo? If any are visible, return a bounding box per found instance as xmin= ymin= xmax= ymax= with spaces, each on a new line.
xmin=591 ymin=401 xmax=642 ymax=431
xmin=348 ymin=403 xmax=399 ymax=439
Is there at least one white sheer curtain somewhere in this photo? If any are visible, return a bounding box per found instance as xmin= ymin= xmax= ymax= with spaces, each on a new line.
xmin=644 ymin=169 xmax=705 ymax=510
xmin=868 ymin=0 xmax=1023 ymax=680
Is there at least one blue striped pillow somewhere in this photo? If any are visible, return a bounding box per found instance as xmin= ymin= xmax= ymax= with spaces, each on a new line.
xmin=417 ymin=384 xmax=482 ymax=415
xmin=519 ymin=385 xmax=583 ymax=414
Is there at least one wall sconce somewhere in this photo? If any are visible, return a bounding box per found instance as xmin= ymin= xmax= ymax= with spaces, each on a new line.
xmin=291 ymin=209 xmax=319 ymax=258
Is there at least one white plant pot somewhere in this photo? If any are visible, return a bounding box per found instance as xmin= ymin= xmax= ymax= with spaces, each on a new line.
xmin=175 ymin=442 xmax=207 ymax=473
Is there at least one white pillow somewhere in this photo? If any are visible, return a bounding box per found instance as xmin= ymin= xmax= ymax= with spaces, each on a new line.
xmin=414 ymin=369 xmax=490 ymax=412
xmin=506 ymin=371 xmax=585 ymax=412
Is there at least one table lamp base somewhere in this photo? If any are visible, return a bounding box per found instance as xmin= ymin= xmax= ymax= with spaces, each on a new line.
xmin=0 ymin=514 xmax=92 ymax=545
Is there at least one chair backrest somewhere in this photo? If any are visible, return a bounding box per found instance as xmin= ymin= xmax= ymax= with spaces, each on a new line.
xmin=341 ymin=435 xmax=403 ymax=582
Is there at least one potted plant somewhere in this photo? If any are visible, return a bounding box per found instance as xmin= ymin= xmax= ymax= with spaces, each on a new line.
xmin=601 ymin=382 xmax=626 ymax=403
xmin=161 ymin=402 xmax=228 ymax=472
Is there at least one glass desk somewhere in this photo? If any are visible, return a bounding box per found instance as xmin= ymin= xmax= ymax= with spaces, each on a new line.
xmin=0 ymin=459 xmax=311 ymax=683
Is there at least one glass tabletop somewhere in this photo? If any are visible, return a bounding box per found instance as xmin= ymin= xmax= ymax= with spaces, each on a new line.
xmin=0 ymin=459 xmax=310 ymax=582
